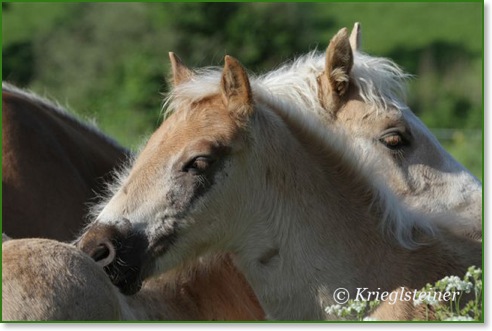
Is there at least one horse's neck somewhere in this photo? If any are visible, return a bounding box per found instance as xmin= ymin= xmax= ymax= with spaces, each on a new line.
xmin=6 ymin=87 xmax=130 ymax=172
xmin=45 ymin=103 xmax=129 ymax=163
xmin=124 ymin=255 xmax=264 ymax=320
xmin=230 ymin=103 xmax=478 ymax=319
xmin=230 ymin=196 xmax=394 ymax=319
xmin=33 ymin=97 xmax=131 ymax=192
xmin=231 ymin=210 xmax=476 ymax=320
xmin=227 ymin=105 xmax=388 ymax=318
xmin=232 ymin=206 xmax=479 ymax=320
xmin=122 ymin=272 xmax=200 ymax=320
xmin=174 ymin=255 xmax=264 ymax=320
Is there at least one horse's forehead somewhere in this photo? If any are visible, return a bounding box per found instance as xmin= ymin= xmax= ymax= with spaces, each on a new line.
xmin=143 ymin=96 xmax=239 ymax=159
xmin=338 ymin=98 xmax=403 ymax=131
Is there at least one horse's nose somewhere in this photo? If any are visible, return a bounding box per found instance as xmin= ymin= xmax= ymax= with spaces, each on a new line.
xmin=76 ymin=220 xmax=130 ymax=267
xmin=85 ymin=238 xmax=116 ymax=267
xmin=75 ymin=219 xmax=148 ymax=295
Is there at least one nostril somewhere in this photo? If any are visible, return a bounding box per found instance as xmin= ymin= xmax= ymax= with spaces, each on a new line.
xmin=88 ymin=240 xmax=116 ymax=267
xmin=92 ymin=244 xmax=110 ymax=261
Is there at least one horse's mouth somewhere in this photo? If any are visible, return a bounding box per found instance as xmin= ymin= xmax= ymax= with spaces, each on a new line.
xmin=111 ymin=232 xmax=177 ymax=295
xmin=107 ymin=266 xmax=144 ymax=295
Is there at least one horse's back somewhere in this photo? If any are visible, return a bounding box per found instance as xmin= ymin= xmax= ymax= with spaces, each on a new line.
xmin=2 ymin=238 xmax=122 ymax=321
xmin=2 ymin=86 xmax=129 ymax=241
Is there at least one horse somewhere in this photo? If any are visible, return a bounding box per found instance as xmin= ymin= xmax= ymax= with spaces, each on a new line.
xmin=1 ymin=84 xmax=265 ymax=321
xmin=2 ymin=237 xmax=263 ymax=321
xmin=2 ymin=82 xmax=130 ymax=241
xmin=2 ymin=237 xmax=124 ymax=320
xmin=76 ymin=44 xmax=481 ymax=319
xmin=257 ymin=23 xmax=482 ymax=239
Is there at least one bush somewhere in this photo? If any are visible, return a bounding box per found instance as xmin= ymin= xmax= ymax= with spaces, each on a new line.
xmin=325 ymin=266 xmax=483 ymax=321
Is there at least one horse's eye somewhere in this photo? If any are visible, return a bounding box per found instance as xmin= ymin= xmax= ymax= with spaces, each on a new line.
xmin=379 ymin=132 xmax=408 ymax=150
xmin=183 ymin=156 xmax=213 ymax=174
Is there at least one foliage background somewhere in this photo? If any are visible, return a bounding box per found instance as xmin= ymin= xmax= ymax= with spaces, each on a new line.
xmin=2 ymin=2 xmax=483 ymax=180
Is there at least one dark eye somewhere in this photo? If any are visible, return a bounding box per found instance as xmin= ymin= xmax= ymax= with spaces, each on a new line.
xmin=183 ymin=156 xmax=213 ymax=174
xmin=379 ymin=132 xmax=408 ymax=150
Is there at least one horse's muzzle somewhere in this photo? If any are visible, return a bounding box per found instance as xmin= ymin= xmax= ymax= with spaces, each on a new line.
xmin=76 ymin=220 xmax=149 ymax=295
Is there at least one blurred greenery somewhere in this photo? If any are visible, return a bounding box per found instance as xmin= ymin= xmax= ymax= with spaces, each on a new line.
xmin=2 ymin=2 xmax=482 ymax=180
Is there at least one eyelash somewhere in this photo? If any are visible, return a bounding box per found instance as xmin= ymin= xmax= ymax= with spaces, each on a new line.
xmin=183 ymin=156 xmax=213 ymax=174
xmin=379 ymin=132 xmax=409 ymax=151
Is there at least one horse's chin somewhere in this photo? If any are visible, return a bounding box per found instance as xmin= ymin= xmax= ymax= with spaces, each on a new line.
xmin=116 ymin=277 xmax=143 ymax=296
xmin=104 ymin=261 xmax=146 ymax=296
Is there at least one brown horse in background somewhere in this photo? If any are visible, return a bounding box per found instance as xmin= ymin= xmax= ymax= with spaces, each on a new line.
xmin=2 ymin=82 xmax=130 ymax=241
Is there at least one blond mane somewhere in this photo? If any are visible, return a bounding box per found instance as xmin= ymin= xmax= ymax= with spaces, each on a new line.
xmin=163 ymin=48 xmax=411 ymax=118
xmin=260 ymin=50 xmax=412 ymax=117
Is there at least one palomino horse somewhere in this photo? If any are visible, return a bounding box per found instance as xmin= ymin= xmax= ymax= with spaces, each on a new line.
xmin=2 ymin=237 xmax=262 ymax=321
xmin=1 ymin=83 xmax=264 ymax=321
xmin=259 ymin=24 xmax=482 ymax=239
xmin=2 ymin=82 xmax=130 ymax=241
xmin=77 ymin=52 xmax=481 ymax=320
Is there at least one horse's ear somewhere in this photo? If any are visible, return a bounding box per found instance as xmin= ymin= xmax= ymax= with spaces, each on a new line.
xmin=221 ymin=55 xmax=254 ymax=120
xmin=325 ymin=27 xmax=353 ymax=97
xmin=169 ymin=52 xmax=193 ymax=86
xmin=349 ymin=22 xmax=362 ymax=52
xmin=318 ymin=28 xmax=354 ymax=116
